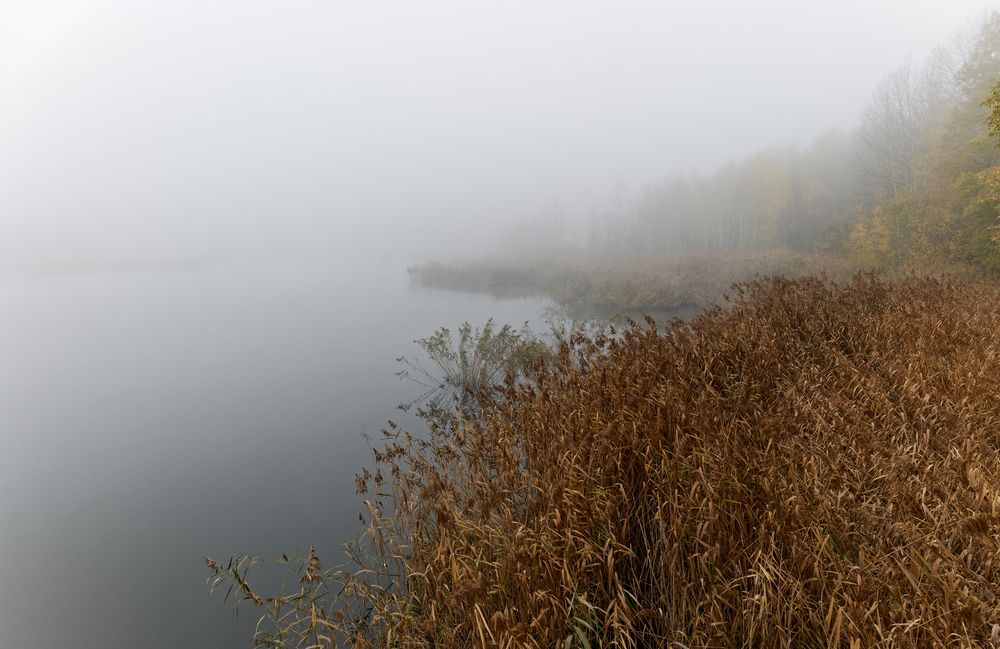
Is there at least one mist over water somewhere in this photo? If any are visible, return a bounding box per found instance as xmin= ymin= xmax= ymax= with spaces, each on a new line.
xmin=3 ymin=1 xmax=1000 ymax=647
xmin=0 ymin=259 xmax=552 ymax=648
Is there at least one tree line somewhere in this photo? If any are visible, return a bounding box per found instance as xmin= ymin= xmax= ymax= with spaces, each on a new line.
xmin=592 ymin=13 xmax=1000 ymax=271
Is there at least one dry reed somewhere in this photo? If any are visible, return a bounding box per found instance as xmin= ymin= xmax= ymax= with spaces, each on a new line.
xmin=209 ymin=273 xmax=1000 ymax=648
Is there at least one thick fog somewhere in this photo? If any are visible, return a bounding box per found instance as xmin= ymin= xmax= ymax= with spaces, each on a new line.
xmin=4 ymin=4 xmax=1000 ymax=648
xmin=1 ymin=0 xmax=997 ymax=271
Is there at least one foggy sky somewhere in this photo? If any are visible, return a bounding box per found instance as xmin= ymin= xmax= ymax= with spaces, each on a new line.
xmin=1 ymin=0 xmax=997 ymax=269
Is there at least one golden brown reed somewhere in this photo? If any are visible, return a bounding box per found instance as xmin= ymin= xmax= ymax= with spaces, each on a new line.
xmin=210 ymin=273 xmax=1000 ymax=648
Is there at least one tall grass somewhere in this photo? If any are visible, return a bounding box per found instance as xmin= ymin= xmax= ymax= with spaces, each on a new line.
xmin=209 ymin=273 xmax=1000 ymax=648
xmin=395 ymin=319 xmax=550 ymax=415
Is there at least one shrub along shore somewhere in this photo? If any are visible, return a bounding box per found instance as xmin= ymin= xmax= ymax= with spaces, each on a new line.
xmin=210 ymin=273 xmax=1000 ymax=647
xmin=407 ymin=250 xmax=990 ymax=317
xmin=408 ymin=250 xmax=862 ymax=312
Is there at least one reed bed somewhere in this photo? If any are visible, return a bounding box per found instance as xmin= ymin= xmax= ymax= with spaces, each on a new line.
xmin=210 ymin=273 xmax=1000 ymax=648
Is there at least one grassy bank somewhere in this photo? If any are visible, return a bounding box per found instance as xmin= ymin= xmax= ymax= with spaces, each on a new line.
xmin=409 ymin=250 xmax=860 ymax=312
xmin=210 ymin=273 xmax=1000 ymax=647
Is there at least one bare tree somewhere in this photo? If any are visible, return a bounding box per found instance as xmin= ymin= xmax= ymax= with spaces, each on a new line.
xmin=855 ymin=63 xmax=923 ymax=203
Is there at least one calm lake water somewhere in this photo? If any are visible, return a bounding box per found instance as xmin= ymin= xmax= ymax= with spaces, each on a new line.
xmin=0 ymin=258 xmax=553 ymax=649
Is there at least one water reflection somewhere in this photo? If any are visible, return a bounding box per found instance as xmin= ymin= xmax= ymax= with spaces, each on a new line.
xmin=0 ymin=259 xmax=552 ymax=649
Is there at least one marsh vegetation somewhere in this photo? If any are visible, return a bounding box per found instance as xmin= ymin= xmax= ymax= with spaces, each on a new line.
xmin=209 ymin=274 xmax=1000 ymax=647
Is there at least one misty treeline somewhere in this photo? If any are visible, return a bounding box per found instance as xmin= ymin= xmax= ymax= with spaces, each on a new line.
xmin=586 ymin=13 xmax=1000 ymax=271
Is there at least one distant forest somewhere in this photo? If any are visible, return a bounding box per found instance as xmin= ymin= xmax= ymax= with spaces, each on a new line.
xmin=587 ymin=13 xmax=1000 ymax=271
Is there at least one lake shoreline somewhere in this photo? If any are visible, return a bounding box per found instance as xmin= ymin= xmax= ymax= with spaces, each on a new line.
xmin=212 ymin=272 xmax=1000 ymax=647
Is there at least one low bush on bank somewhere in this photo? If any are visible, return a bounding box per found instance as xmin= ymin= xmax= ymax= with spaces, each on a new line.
xmin=209 ymin=274 xmax=1000 ymax=648
xmin=408 ymin=250 xmax=857 ymax=311
xmin=394 ymin=319 xmax=553 ymax=415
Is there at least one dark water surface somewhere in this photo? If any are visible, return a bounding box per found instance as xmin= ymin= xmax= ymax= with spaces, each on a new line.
xmin=0 ymin=259 xmax=552 ymax=649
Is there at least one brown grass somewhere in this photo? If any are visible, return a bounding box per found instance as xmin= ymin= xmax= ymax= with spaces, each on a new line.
xmin=209 ymin=273 xmax=1000 ymax=648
